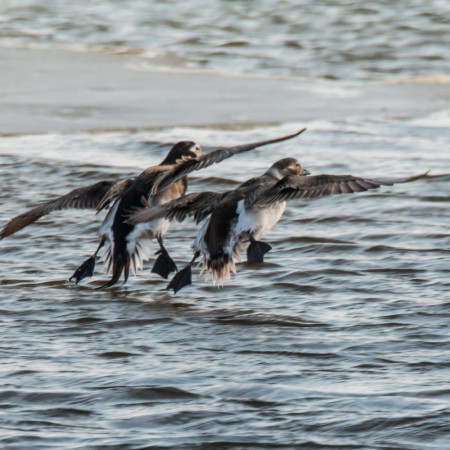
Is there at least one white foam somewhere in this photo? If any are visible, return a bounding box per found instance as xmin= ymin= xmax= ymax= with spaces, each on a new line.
xmin=289 ymin=81 xmax=361 ymax=98
xmin=0 ymin=124 xmax=310 ymax=174
xmin=383 ymin=73 xmax=450 ymax=85
xmin=0 ymin=132 xmax=149 ymax=169
xmin=409 ymin=110 xmax=450 ymax=128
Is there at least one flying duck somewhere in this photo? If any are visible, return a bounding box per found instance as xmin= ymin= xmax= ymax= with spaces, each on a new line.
xmin=0 ymin=129 xmax=305 ymax=287
xmin=128 ymin=157 xmax=427 ymax=293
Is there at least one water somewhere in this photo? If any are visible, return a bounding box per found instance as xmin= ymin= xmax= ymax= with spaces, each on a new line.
xmin=1 ymin=124 xmax=449 ymax=448
xmin=1 ymin=0 xmax=449 ymax=80
xmin=1 ymin=1 xmax=450 ymax=448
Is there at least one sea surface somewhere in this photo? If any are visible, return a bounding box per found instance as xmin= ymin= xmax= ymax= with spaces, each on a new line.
xmin=1 ymin=0 xmax=449 ymax=80
xmin=1 ymin=124 xmax=449 ymax=448
xmin=1 ymin=1 xmax=450 ymax=449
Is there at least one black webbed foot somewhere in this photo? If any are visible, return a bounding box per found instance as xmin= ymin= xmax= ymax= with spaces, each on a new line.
xmin=247 ymin=240 xmax=272 ymax=264
xmin=167 ymin=265 xmax=192 ymax=294
xmin=152 ymin=248 xmax=178 ymax=279
xmin=69 ymin=255 xmax=96 ymax=284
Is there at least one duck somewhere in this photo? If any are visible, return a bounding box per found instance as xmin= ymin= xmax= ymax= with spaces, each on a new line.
xmin=0 ymin=129 xmax=305 ymax=287
xmin=128 ymin=157 xmax=427 ymax=293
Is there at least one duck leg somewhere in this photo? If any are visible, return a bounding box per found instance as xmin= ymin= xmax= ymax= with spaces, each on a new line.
xmin=247 ymin=233 xmax=272 ymax=264
xmin=151 ymin=235 xmax=178 ymax=279
xmin=69 ymin=238 xmax=105 ymax=284
xmin=167 ymin=252 xmax=200 ymax=294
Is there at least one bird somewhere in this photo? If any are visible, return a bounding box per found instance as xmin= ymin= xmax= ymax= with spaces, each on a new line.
xmin=128 ymin=157 xmax=427 ymax=293
xmin=0 ymin=129 xmax=306 ymax=287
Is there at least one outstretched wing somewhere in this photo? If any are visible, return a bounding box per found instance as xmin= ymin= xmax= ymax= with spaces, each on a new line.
xmin=152 ymin=128 xmax=306 ymax=195
xmin=128 ymin=191 xmax=228 ymax=225
xmin=1 ymin=180 xmax=118 ymax=239
xmin=253 ymin=172 xmax=429 ymax=207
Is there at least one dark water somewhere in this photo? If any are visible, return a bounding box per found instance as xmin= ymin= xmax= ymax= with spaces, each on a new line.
xmin=1 ymin=0 xmax=449 ymax=80
xmin=0 ymin=124 xmax=449 ymax=448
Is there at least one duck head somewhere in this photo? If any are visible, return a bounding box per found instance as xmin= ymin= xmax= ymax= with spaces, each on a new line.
xmin=161 ymin=141 xmax=203 ymax=165
xmin=266 ymin=157 xmax=310 ymax=179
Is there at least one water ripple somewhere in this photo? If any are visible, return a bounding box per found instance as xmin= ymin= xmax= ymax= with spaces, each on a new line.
xmin=0 ymin=124 xmax=448 ymax=448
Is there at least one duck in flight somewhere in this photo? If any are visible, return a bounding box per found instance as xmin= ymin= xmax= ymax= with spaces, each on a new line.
xmin=0 ymin=129 xmax=306 ymax=287
xmin=129 ymin=157 xmax=427 ymax=293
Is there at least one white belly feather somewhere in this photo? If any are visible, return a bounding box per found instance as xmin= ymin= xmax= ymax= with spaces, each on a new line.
xmin=234 ymin=200 xmax=285 ymax=242
xmin=193 ymin=218 xmax=211 ymax=258
xmin=193 ymin=201 xmax=285 ymax=282
xmin=98 ymin=198 xmax=172 ymax=276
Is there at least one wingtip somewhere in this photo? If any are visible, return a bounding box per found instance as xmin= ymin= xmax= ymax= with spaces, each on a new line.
xmin=279 ymin=127 xmax=307 ymax=142
xmin=400 ymin=170 xmax=430 ymax=183
xmin=376 ymin=170 xmax=431 ymax=186
xmin=262 ymin=127 xmax=307 ymax=147
xmin=0 ymin=227 xmax=10 ymax=240
xmin=279 ymin=127 xmax=307 ymax=140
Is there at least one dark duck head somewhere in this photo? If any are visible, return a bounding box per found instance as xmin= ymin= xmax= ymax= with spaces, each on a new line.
xmin=160 ymin=141 xmax=203 ymax=165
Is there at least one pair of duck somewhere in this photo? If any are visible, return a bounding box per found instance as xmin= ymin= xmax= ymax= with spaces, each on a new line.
xmin=0 ymin=128 xmax=426 ymax=293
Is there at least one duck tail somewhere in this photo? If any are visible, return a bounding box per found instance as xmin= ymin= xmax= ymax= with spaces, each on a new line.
xmin=201 ymin=252 xmax=235 ymax=285
xmin=96 ymin=252 xmax=129 ymax=289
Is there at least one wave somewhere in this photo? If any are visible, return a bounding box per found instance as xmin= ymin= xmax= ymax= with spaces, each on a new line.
xmin=383 ymin=73 xmax=450 ymax=85
xmin=409 ymin=110 xmax=450 ymax=128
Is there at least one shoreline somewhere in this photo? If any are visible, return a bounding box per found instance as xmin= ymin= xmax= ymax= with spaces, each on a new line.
xmin=1 ymin=47 xmax=449 ymax=135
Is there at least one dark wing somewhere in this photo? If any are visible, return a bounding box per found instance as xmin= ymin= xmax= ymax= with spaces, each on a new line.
xmin=96 ymin=177 xmax=136 ymax=213
xmin=152 ymin=128 xmax=306 ymax=195
xmin=0 ymin=180 xmax=116 ymax=239
xmin=128 ymin=191 xmax=228 ymax=225
xmin=253 ymin=172 xmax=429 ymax=207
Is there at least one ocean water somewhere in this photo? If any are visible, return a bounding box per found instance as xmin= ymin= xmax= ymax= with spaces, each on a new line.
xmin=1 ymin=123 xmax=449 ymax=448
xmin=1 ymin=1 xmax=450 ymax=448
xmin=1 ymin=0 xmax=449 ymax=80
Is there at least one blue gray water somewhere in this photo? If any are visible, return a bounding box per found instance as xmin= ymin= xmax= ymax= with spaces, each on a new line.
xmin=1 ymin=124 xmax=449 ymax=448
xmin=1 ymin=0 xmax=449 ymax=80
xmin=1 ymin=1 xmax=450 ymax=448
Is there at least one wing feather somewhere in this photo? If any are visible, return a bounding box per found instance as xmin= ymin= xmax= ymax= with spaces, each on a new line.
xmin=152 ymin=128 xmax=306 ymax=195
xmin=96 ymin=177 xmax=136 ymax=213
xmin=128 ymin=191 xmax=228 ymax=225
xmin=253 ymin=172 xmax=428 ymax=207
xmin=1 ymin=180 xmax=116 ymax=239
